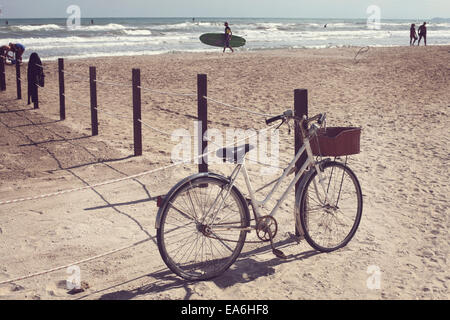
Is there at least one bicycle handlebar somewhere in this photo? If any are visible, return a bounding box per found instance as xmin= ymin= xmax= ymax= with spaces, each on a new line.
xmin=265 ymin=110 xmax=294 ymax=125
xmin=265 ymin=114 xmax=283 ymax=125
xmin=318 ymin=113 xmax=326 ymax=125
xmin=265 ymin=109 xmax=325 ymax=128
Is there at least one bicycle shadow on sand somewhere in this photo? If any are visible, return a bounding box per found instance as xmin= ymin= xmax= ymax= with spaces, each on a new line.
xmin=213 ymin=240 xmax=321 ymax=289
xmin=93 ymin=238 xmax=322 ymax=300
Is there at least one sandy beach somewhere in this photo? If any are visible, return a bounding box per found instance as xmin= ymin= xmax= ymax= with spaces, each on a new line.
xmin=0 ymin=45 xmax=448 ymax=300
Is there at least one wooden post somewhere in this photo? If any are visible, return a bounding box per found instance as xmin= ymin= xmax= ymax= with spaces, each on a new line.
xmin=197 ymin=74 xmax=208 ymax=174
xmin=89 ymin=66 xmax=98 ymax=136
xmin=58 ymin=58 xmax=65 ymax=120
xmin=294 ymin=89 xmax=308 ymax=237
xmin=0 ymin=57 xmax=5 ymax=91
xmin=132 ymin=68 xmax=142 ymax=156
xmin=16 ymin=60 xmax=21 ymax=99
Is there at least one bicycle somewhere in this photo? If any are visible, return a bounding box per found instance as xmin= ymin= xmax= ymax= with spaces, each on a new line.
xmin=155 ymin=110 xmax=363 ymax=280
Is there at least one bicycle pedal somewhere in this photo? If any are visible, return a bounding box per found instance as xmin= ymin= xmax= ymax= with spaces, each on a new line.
xmin=272 ymin=248 xmax=288 ymax=260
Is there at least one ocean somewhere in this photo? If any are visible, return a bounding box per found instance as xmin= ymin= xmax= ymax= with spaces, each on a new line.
xmin=1 ymin=17 xmax=450 ymax=61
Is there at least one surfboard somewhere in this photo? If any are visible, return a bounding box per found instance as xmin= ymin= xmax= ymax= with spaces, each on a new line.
xmin=199 ymin=33 xmax=246 ymax=48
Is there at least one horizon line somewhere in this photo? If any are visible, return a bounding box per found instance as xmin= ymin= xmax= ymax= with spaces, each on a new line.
xmin=1 ymin=16 xmax=448 ymax=20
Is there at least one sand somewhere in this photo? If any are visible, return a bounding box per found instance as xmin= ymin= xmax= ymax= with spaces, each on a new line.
xmin=0 ymin=46 xmax=449 ymax=300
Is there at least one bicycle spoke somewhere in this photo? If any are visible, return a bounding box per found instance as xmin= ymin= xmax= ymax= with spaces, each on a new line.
xmin=167 ymin=202 xmax=197 ymax=222
xmin=158 ymin=176 xmax=248 ymax=280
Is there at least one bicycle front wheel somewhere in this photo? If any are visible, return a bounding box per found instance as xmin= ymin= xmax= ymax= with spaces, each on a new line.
xmin=157 ymin=174 xmax=250 ymax=281
xmin=299 ymin=161 xmax=363 ymax=252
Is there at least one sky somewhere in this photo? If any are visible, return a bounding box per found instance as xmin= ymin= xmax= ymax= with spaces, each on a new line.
xmin=1 ymin=0 xmax=449 ymax=19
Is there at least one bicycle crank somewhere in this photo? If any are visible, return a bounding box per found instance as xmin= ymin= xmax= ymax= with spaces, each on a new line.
xmin=256 ymin=216 xmax=287 ymax=259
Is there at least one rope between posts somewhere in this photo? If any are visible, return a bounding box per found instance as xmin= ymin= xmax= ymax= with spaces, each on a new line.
xmin=0 ymin=124 xmax=277 ymax=206
xmin=32 ymin=83 xmax=289 ymax=170
xmin=0 ymin=162 xmax=179 ymax=205
xmin=204 ymin=96 xmax=276 ymax=118
xmin=138 ymin=85 xmax=197 ymax=97
xmin=94 ymin=106 xmax=131 ymax=121
xmin=33 ymin=82 xmax=193 ymax=137
xmin=40 ymin=84 xmax=60 ymax=97
xmin=6 ymin=62 xmax=288 ymax=183
xmin=138 ymin=118 xmax=179 ymax=136
xmin=0 ymin=237 xmax=152 ymax=286
xmin=30 ymin=81 xmax=62 ymax=99
xmin=94 ymin=79 xmax=133 ymax=88
xmin=137 ymin=118 xmax=193 ymax=138
xmin=61 ymin=93 xmax=90 ymax=109
xmin=8 ymin=65 xmax=283 ymax=198
xmin=61 ymin=70 xmax=90 ymax=81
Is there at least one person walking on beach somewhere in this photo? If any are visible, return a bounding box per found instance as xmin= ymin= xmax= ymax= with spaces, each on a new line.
xmin=410 ymin=24 xmax=418 ymax=46
xmin=417 ymin=22 xmax=427 ymax=46
xmin=223 ymin=22 xmax=234 ymax=53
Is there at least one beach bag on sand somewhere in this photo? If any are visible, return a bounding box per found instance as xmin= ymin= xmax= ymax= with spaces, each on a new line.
xmin=27 ymin=52 xmax=45 ymax=105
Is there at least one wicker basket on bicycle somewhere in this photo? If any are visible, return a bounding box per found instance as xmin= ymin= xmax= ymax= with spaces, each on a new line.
xmin=310 ymin=127 xmax=361 ymax=157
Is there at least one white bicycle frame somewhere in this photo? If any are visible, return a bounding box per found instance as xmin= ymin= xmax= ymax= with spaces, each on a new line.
xmin=216 ymin=136 xmax=331 ymax=225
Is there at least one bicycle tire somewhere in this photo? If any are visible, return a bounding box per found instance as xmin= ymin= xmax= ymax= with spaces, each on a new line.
xmin=298 ymin=161 xmax=363 ymax=252
xmin=157 ymin=173 xmax=250 ymax=281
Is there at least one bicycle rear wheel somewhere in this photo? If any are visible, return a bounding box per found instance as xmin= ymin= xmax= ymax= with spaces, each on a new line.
xmin=157 ymin=174 xmax=250 ymax=281
xmin=299 ymin=161 xmax=362 ymax=252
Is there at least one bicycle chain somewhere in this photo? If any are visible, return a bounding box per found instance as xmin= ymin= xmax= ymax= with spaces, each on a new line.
xmin=204 ymin=216 xmax=278 ymax=244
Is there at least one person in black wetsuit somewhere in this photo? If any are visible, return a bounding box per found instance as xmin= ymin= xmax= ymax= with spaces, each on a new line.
xmin=223 ymin=22 xmax=234 ymax=53
xmin=417 ymin=22 xmax=427 ymax=46
xmin=27 ymin=52 xmax=45 ymax=106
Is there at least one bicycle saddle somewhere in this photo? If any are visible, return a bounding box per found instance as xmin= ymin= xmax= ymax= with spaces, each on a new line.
xmin=216 ymin=144 xmax=254 ymax=163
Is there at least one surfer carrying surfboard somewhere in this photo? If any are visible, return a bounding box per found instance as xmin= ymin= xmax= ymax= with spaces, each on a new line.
xmin=199 ymin=28 xmax=245 ymax=50
xmin=223 ymin=22 xmax=234 ymax=53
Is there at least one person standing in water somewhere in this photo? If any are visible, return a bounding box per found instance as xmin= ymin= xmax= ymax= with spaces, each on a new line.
xmin=223 ymin=22 xmax=234 ymax=53
xmin=410 ymin=24 xmax=418 ymax=46
xmin=418 ymin=22 xmax=427 ymax=46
